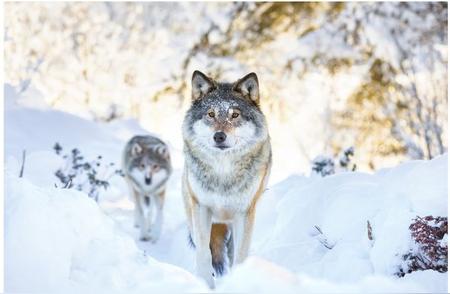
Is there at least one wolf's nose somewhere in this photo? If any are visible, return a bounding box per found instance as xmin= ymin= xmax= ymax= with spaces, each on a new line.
xmin=145 ymin=177 xmax=152 ymax=185
xmin=214 ymin=132 xmax=227 ymax=144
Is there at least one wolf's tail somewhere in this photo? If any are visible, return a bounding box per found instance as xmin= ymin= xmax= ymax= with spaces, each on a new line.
xmin=188 ymin=223 xmax=233 ymax=276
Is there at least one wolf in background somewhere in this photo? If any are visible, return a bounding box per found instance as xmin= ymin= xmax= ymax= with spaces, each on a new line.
xmin=122 ymin=135 xmax=172 ymax=242
xmin=182 ymin=70 xmax=272 ymax=287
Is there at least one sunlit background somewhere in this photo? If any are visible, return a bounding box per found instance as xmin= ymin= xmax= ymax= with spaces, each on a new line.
xmin=4 ymin=2 xmax=448 ymax=181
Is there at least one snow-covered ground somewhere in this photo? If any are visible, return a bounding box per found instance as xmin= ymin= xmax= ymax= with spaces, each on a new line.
xmin=4 ymin=85 xmax=448 ymax=292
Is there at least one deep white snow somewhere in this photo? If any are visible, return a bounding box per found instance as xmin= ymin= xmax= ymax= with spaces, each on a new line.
xmin=4 ymin=85 xmax=448 ymax=292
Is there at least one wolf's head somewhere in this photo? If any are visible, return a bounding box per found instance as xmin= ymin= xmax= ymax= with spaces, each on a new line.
xmin=128 ymin=142 xmax=170 ymax=192
xmin=183 ymin=70 xmax=269 ymax=154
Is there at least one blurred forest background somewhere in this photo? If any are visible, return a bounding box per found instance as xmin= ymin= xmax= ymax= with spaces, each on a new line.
xmin=4 ymin=2 xmax=448 ymax=175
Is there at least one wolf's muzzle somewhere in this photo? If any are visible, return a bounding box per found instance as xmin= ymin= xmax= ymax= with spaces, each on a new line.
xmin=145 ymin=177 xmax=152 ymax=185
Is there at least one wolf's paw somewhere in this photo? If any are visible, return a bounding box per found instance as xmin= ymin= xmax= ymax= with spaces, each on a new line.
xmin=205 ymin=272 xmax=216 ymax=289
xmin=147 ymin=231 xmax=160 ymax=244
xmin=196 ymin=263 xmax=216 ymax=289
xmin=198 ymin=270 xmax=215 ymax=289
xmin=139 ymin=236 xmax=150 ymax=242
xmin=147 ymin=225 xmax=161 ymax=243
xmin=139 ymin=231 xmax=152 ymax=242
xmin=139 ymin=231 xmax=159 ymax=243
xmin=212 ymin=258 xmax=226 ymax=276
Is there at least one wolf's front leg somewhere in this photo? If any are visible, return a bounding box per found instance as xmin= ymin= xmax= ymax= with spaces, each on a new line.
xmin=133 ymin=191 xmax=143 ymax=228
xmin=232 ymin=210 xmax=255 ymax=265
xmin=192 ymin=203 xmax=215 ymax=288
xmin=148 ymin=191 xmax=165 ymax=243
xmin=139 ymin=195 xmax=152 ymax=241
xmin=126 ymin=181 xmax=141 ymax=228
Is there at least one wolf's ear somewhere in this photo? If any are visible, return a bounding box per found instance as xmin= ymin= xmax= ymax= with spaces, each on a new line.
xmin=233 ymin=72 xmax=259 ymax=104
xmin=192 ymin=70 xmax=216 ymax=101
xmin=131 ymin=143 xmax=142 ymax=156
xmin=162 ymin=147 xmax=170 ymax=161
xmin=155 ymin=145 xmax=170 ymax=161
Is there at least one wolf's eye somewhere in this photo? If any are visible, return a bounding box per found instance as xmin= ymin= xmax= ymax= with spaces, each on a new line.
xmin=208 ymin=111 xmax=215 ymax=118
xmin=153 ymin=164 xmax=160 ymax=171
xmin=232 ymin=112 xmax=239 ymax=118
xmin=139 ymin=164 xmax=145 ymax=170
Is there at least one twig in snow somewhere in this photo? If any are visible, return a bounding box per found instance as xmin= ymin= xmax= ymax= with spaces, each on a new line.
xmin=314 ymin=225 xmax=323 ymax=235
xmin=313 ymin=225 xmax=335 ymax=250
xmin=367 ymin=221 xmax=374 ymax=241
xmin=19 ymin=149 xmax=26 ymax=178
xmin=63 ymin=179 xmax=73 ymax=189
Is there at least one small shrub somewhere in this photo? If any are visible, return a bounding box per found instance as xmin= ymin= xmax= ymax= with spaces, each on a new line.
xmin=53 ymin=142 xmax=123 ymax=201
xmin=339 ymin=147 xmax=356 ymax=171
xmin=311 ymin=146 xmax=356 ymax=177
xmin=397 ymin=216 xmax=448 ymax=276
xmin=311 ymin=156 xmax=335 ymax=177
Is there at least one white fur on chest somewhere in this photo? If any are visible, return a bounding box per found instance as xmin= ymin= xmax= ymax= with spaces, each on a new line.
xmin=209 ymin=154 xmax=235 ymax=175
xmin=187 ymin=166 xmax=261 ymax=217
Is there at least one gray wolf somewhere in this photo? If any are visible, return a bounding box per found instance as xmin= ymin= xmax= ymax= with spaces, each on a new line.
xmin=122 ymin=135 xmax=172 ymax=242
xmin=182 ymin=70 xmax=272 ymax=287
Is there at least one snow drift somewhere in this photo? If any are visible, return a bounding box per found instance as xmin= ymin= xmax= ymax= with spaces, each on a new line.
xmin=4 ymin=85 xmax=448 ymax=292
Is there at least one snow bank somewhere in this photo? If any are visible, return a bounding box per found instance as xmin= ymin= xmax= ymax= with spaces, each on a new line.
xmin=5 ymin=86 xmax=208 ymax=292
xmin=218 ymin=257 xmax=447 ymax=293
xmin=5 ymin=85 xmax=448 ymax=292
xmin=251 ymin=154 xmax=447 ymax=291
xmin=5 ymin=174 xmax=206 ymax=293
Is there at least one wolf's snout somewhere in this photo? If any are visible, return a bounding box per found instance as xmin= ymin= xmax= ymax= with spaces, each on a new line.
xmin=145 ymin=177 xmax=152 ymax=185
xmin=213 ymin=132 xmax=227 ymax=144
